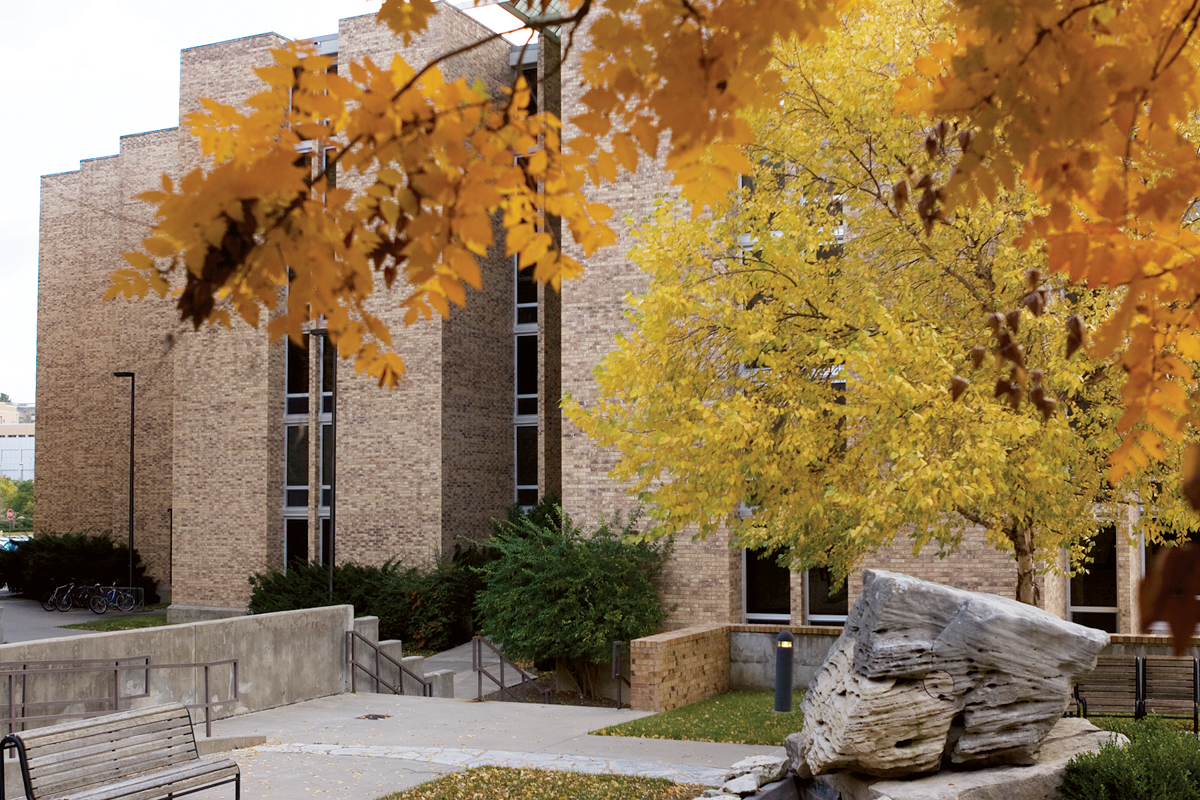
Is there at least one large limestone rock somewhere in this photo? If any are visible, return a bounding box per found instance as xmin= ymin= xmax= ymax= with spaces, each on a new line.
xmin=797 ymin=570 xmax=1109 ymax=778
xmin=808 ymin=718 xmax=1127 ymax=800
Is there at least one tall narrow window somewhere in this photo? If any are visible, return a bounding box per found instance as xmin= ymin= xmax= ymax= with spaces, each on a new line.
xmin=285 ymin=425 xmax=309 ymax=508
xmin=513 ymin=256 xmax=538 ymax=508
xmin=321 ymin=423 xmax=333 ymax=509
xmin=516 ymin=268 xmax=537 ymax=326
xmin=1069 ymin=524 xmax=1118 ymax=633
xmin=285 ymin=519 xmax=309 ymax=567
xmin=286 ymin=339 xmax=309 ymax=416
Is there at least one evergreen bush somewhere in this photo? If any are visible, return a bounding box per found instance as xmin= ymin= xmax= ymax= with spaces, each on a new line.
xmin=247 ymin=548 xmax=481 ymax=651
xmin=1059 ymin=716 xmax=1200 ymax=800
xmin=474 ymin=506 xmax=670 ymax=697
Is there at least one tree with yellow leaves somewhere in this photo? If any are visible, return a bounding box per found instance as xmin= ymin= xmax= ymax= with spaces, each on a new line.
xmin=565 ymin=0 xmax=1193 ymax=605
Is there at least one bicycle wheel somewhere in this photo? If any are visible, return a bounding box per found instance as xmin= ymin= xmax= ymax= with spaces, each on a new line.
xmin=55 ymin=591 xmax=72 ymax=612
xmin=89 ymin=594 xmax=108 ymax=614
xmin=116 ymin=590 xmax=136 ymax=613
xmin=41 ymin=591 xmax=58 ymax=612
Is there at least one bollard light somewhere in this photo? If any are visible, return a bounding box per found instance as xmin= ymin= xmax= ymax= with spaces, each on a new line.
xmin=775 ymin=630 xmax=795 ymax=712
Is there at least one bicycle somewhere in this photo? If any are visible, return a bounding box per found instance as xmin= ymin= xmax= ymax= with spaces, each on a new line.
xmin=101 ymin=583 xmax=136 ymax=613
xmin=55 ymin=582 xmax=107 ymax=614
xmin=40 ymin=582 xmax=69 ymax=612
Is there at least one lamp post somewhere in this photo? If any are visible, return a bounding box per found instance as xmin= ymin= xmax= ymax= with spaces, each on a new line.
xmin=775 ymin=630 xmax=795 ymax=712
xmin=113 ymin=372 xmax=135 ymax=590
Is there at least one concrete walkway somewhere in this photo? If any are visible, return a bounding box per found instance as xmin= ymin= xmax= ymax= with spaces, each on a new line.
xmin=0 ymin=592 xmax=137 ymax=642
xmin=422 ymin=639 xmax=531 ymax=700
xmin=205 ymin=693 xmax=785 ymax=800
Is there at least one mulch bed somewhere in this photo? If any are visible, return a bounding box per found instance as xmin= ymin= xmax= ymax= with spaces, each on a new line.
xmin=478 ymin=671 xmax=630 ymax=709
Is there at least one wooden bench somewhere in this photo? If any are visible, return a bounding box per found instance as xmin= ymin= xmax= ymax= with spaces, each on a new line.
xmin=0 ymin=702 xmax=239 ymax=800
xmin=1074 ymin=655 xmax=1141 ymax=719
xmin=1141 ymin=655 xmax=1199 ymax=733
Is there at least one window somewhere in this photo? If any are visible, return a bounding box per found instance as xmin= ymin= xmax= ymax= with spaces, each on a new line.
xmin=285 ymin=518 xmax=309 ymax=569
xmin=744 ymin=547 xmax=791 ymax=623
xmin=1069 ymin=524 xmax=1118 ymax=633
xmin=513 ymin=256 xmax=538 ymax=508
xmin=285 ymin=425 xmax=309 ymax=508
xmin=515 ymin=425 xmax=538 ymax=507
xmin=515 ymin=335 xmax=538 ymax=416
xmin=286 ymin=339 xmax=309 ymax=416
xmin=321 ymin=423 xmax=333 ymax=508
xmin=806 ymin=567 xmax=848 ymax=625
xmin=516 ymin=267 xmax=537 ymax=326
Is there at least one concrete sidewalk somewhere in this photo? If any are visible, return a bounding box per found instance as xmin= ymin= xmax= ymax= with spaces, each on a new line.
xmin=0 ymin=592 xmax=136 ymax=642
xmin=205 ymin=693 xmax=785 ymax=800
xmin=422 ymin=639 xmax=533 ymax=701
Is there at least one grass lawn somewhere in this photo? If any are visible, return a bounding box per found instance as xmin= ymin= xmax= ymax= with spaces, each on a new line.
xmin=590 ymin=688 xmax=804 ymax=746
xmin=376 ymin=766 xmax=706 ymax=800
xmin=62 ymin=613 xmax=172 ymax=632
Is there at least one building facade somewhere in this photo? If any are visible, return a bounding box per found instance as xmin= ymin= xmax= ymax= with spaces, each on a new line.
xmin=37 ymin=5 xmax=1147 ymax=631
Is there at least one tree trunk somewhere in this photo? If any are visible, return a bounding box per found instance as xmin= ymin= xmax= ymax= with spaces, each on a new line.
xmin=1007 ymin=524 xmax=1038 ymax=606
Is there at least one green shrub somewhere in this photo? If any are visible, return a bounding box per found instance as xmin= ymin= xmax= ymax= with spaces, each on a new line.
xmin=1060 ymin=715 xmax=1200 ymax=800
xmin=247 ymin=548 xmax=481 ymax=651
xmin=474 ymin=506 xmax=670 ymax=697
xmin=0 ymin=531 xmax=159 ymax=603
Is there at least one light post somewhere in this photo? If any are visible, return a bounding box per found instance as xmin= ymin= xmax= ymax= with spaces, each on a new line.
xmin=775 ymin=630 xmax=795 ymax=712
xmin=113 ymin=372 xmax=135 ymax=590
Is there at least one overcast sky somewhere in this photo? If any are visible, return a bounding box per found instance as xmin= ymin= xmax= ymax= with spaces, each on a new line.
xmin=0 ymin=0 xmax=527 ymax=405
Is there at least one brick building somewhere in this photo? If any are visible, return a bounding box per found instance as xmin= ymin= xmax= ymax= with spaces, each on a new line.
xmin=36 ymin=5 xmax=1143 ymax=631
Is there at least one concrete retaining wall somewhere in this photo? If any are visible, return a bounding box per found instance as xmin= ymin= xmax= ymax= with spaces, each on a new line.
xmin=730 ymin=626 xmax=841 ymax=690
xmin=0 ymin=605 xmax=362 ymax=728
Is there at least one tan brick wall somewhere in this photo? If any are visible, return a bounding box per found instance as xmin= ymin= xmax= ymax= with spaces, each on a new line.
xmin=441 ymin=227 xmax=516 ymax=550
xmin=168 ymin=33 xmax=292 ymax=609
xmin=558 ymin=20 xmax=741 ymax=626
xmin=848 ymin=526 xmax=1041 ymax=616
xmin=630 ymin=623 xmax=730 ymax=712
xmin=35 ymin=124 xmax=179 ymax=592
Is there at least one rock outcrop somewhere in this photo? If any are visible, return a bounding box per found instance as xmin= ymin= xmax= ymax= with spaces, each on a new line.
xmin=796 ymin=570 xmax=1109 ymax=778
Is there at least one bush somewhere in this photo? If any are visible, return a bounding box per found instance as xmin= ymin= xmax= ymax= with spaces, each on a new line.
xmin=247 ymin=548 xmax=482 ymax=652
xmin=1059 ymin=715 xmax=1200 ymax=800
xmin=474 ymin=506 xmax=670 ymax=697
xmin=0 ymin=531 xmax=160 ymax=603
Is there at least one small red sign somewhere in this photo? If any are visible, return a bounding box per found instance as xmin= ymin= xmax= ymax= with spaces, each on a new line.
xmin=5 ymin=509 xmax=12 ymax=520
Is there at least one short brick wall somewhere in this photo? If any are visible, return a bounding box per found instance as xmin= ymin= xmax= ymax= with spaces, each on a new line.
xmin=630 ymin=624 xmax=730 ymax=712
xmin=1105 ymin=633 xmax=1200 ymax=658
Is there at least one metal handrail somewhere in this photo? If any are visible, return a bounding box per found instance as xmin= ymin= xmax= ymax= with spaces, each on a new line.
xmin=472 ymin=636 xmax=551 ymax=704
xmin=0 ymin=657 xmax=238 ymax=737
xmin=345 ymin=632 xmax=432 ymax=697
xmin=611 ymin=641 xmax=632 ymax=709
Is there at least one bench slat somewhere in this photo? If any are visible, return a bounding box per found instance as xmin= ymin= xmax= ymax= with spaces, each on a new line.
xmin=55 ymin=758 xmax=240 ymax=800
xmin=26 ymin=725 xmax=194 ymax=767
xmin=15 ymin=707 xmax=186 ymax=747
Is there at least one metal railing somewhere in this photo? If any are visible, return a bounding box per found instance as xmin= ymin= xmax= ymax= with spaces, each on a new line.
xmin=611 ymin=641 xmax=632 ymax=709
xmin=0 ymin=656 xmax=238 ymax=737
xmin=346 ymin=632 xmax=432 ymax=697
xmin=472 ymin=636 xmax=551 ymax=703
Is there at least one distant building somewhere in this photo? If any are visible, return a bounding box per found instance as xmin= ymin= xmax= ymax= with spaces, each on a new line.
xmin=35 ymin=4 xmax=1140 ymax=634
